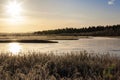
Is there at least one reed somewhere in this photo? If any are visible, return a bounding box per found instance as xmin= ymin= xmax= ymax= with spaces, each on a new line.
xmin=0 ymin=51 xmax=120 ymax=80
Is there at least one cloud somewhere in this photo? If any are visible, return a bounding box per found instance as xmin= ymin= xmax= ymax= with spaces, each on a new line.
xmin=108 ymin=0 xmax=115 ymax=5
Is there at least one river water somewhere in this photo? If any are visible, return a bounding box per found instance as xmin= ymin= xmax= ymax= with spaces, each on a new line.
xmin=0 ymin=37 xmax=120 ymax=55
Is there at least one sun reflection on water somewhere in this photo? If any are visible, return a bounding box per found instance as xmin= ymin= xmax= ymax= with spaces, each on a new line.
xmin=8 ymin=43 xmax=22 ymax=55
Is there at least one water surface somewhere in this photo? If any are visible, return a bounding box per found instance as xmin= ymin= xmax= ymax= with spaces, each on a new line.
xmin=0 ymin=37 xmax=120 ymax=55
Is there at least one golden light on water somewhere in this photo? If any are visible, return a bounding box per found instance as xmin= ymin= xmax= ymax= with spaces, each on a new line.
xmin=8 ymin=43 xmax=22 ymax=55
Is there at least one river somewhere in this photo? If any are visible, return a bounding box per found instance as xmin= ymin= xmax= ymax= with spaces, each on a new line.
xmin=0 ymin=37 xmax=120 ymax=55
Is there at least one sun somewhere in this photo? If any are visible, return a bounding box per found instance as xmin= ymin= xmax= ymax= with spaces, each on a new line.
xmin=5 ymin=0 xmax=24 ymax=24
xmin=6 ymin=0 xmax=22 ymax=17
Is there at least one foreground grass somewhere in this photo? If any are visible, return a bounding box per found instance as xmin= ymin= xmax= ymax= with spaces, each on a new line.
xmin=0 ymin=52 xmax=120 ymax=80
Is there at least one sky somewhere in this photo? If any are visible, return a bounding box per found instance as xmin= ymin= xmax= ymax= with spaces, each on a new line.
xmin=0 ymin=0 xmax=120 ymax=33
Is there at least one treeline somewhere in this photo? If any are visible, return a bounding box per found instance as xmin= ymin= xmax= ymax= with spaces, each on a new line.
xmin=0 ymin=24 xmax=120 ymax=36
xmin=34 ymin=24 xmax=120 ymax=36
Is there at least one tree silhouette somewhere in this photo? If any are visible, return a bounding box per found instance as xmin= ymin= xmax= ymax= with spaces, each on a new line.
xmin=34 ymin=24 xmax=120 ymax=36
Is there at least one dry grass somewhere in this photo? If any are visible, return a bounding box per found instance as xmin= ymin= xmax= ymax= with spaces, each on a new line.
xmin=0 ymin=51 xmax=120 ymax=80
xmin=0 ymin=35 xmax=79 ymax=40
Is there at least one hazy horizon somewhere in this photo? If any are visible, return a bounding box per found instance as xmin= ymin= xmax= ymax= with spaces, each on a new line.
xmin=0 ymin=0 xmax=120 ymax=32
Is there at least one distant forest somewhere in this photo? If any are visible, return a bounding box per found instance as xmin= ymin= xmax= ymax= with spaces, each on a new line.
xmin=0 ymin=24 xmax=120 ymax=36
xmin=34 ymin=24 xmax=120 ymax=36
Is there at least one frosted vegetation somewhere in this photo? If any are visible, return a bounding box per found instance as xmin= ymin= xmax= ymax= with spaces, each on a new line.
xmin=0 ymin=51 xmax=120 ymax=80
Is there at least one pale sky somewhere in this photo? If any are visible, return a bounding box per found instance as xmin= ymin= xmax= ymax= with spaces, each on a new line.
xmin=0 ymin=0 xmax=120 ymax=33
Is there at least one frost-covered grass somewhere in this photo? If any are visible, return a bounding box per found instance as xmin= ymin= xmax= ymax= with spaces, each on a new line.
xmin=0 ymin=51 xmax=120 ymax=80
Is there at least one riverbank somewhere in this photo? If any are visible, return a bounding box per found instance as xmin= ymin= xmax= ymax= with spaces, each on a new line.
xmin=0 ymin=51 xmax=119 ymax=80
xmin=0 ymin=35 xmax=80 ymax=40
xmin=0 ymin=39 xmax=58 ymax=43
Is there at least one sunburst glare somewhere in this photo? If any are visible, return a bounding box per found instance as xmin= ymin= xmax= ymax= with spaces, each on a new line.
xmin=6 ymin=0 xmax=22 ymax=17
xmin=5 ymin=0 xmax=25 ymax=24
